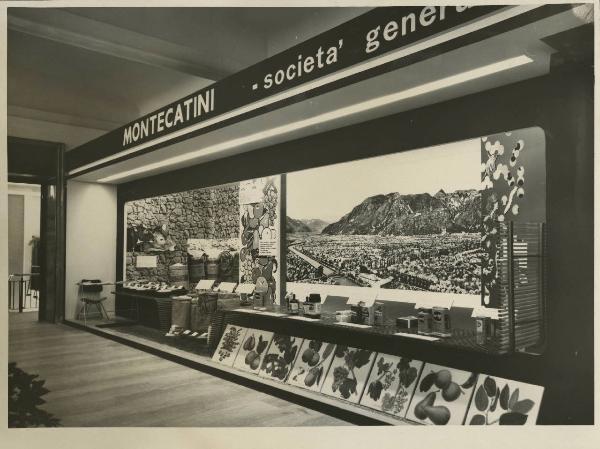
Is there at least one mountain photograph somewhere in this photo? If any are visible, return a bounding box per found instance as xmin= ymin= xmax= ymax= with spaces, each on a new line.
xmin=322 ymin=189 xmax=481 ymax=236
xmin=285 ymin=139 xmax=484 ymax=296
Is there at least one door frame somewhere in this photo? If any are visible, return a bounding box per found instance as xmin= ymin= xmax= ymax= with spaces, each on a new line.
xmin=7 ymin=136 xmax=66 ymax=323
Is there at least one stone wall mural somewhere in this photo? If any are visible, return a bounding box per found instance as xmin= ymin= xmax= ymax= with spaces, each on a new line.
xmin=125 ymin=183 xmax=239 ymax=283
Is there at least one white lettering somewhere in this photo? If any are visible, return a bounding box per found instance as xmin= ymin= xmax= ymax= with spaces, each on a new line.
xmin=140 ymin=118 xmax=149 ymax=139
xmin=401 ymin=13 xmax=416 ymax=35
xmin=316 ymin=46 xmax=325 ymax=68
xmin=197 ymin=91 xmax=210 ymax=115
xmin=149 ymin=114 xmax=157 ymax=134
xmin=174 ymin=105 xmax=184 ymax=126
xmin=183 ymin=98 xmax=193 ymax=120
xmin=303 ymin=56 xmax=314 ymax=73
xmin=132 ymin=122 xmax=140 ymax=141
xmin=123 ymin=126 xmax=132 ymax=146
xmin=157 ymin=111 xmax=165 ymax=132
xmin=420 ymin=6 xmax=437 ymax=27
xmin=263 ymin=73 xmax=273 ymax=89
xmin=439 ymin=6 xmax=447 ymax=20
xmin=383 ymin=21 xmax=399 ymax=41
xmin=326 ymin=46 xmax=338 ymax=65
xmin=366 ymin=26 xmax=380 ymax=53
xmin=286 ymin=63 xmax=296 ymax=80
xmin=274 ymin=69 xmax=285 ymax=85
xmin=165 ymin=108 xmax=173 ymax=128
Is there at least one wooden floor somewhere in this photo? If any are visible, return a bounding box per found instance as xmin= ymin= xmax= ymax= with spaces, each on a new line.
xmin=9 ymin=312 xmax=350 ymax=427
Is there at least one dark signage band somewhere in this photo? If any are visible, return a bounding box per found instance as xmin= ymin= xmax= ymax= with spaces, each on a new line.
xmin=66 ymin=5 xmax=570 ymax=174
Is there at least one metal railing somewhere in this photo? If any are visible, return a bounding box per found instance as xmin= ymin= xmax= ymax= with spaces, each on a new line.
xmin=8 ymin=273 xmax=39 ymax=312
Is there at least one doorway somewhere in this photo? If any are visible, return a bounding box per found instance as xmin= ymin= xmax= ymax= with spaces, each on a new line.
xmin=8 ymin=183 xmax=41 ymax=313
xmin=7 ymin=136 xmax=65 ymax=323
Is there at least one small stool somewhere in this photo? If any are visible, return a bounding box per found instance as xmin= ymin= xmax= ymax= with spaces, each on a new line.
xmin=77 ymin=279 xmax=110 ymax=325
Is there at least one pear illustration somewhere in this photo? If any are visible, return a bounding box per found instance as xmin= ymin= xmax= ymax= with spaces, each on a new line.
xmin=442 ymin=381 xmax=462 ymax=402
xmin=414 ymin=391 xmax=436 ymax=420
xmin=424 ymin=405 xmax=451 ymax=425
xmin=434 ymin=369 xmax=452 ymax=389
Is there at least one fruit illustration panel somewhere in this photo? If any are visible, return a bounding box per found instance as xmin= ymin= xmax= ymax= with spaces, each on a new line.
xmin=232 ymin=329 xmax=274 ymax=374
xmin=286 ymin=339 xmax=337 ymax=392
xmin=359 ymin=354 xmax=423 ymax=419
xmin=465 ymin=375 xmax=544 ymax=425
xmin=211 ymin=324 xmax=248 ymax=367
xmin=258 ymin=334 xmax=303 ymax=382
xmin=406 ymin=363 xmax=478 ymax=425
xmin=319 ymin=345 xmax=377 ymax=404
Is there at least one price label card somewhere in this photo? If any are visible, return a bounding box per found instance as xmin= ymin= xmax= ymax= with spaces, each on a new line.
xmin=471 ymin=306 xmax=500 ymax=320
xmin=287 ymin=315 xmax=320 ymax=321
xmin=217 ymin=282 xmax=237 ymax=293
xmin=236 ymin=283 xmax=256 ymax=294
xmin=195 ymin=279 xmax=215 ymax=291
xmin=394 ymin=332 xmax=440 ymax=342
xmin=335 ymin=322 xmax=371 ymax=328
xmin=136 ymin=255 xmax=157 ymax=268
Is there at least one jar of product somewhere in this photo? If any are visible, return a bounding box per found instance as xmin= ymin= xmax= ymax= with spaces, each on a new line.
xmin=286 ymin=292 xmax=300 ymax=315
xmin=417 ymin=308 xmax=433 ymax=335
xmin=303 ymin=293 xmax=322 ymax=319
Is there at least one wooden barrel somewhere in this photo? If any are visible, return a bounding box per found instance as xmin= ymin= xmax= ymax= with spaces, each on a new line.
xmin=205 ymin=257 xmax=219 ymax=280
xmin=169 ymin=263 xmax=189 ymax=289
xmin=188 ymin=258 xmax=206 ymax=284
xmin=171 ymin=297 xmax=191 ymax=329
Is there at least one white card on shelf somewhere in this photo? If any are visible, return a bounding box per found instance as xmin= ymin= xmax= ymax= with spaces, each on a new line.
xmin=261 ymin=312 xmax=287 ymax=317
xmin=394 ymin=332 xmax=440 ymax=342
xmin=217 ymin=282 xmax=237 ymax=293
xmin=334 ymin=322 xmax=372 ymax=328
xmin=236 ymin=283 xmax=256 ymax=294
xmin=471 ymin=306 xmax=500 ymax=320
xmin=135 ymin=255 xmax=157 ymax=268
xmin=287 ymin=315 xmax=320 ymax=321
xmin=195 ymin=279 xmax=215 ymax=291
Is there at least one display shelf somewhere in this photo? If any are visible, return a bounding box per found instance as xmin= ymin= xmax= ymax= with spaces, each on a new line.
xmin=63 ymin=318 xmax=414 ymax=426
xmin=227 ymin=306 xmax=501 ymax=355
xmin=217 ymin=305 xmax=530 ymax=383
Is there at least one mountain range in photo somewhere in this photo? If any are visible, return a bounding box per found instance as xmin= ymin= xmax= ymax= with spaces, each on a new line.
xmin=287 ymin=189 xmax=481 ymax=236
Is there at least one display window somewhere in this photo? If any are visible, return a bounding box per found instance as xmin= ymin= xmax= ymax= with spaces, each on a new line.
xmin=53 ymin=4 xmax=593 ymax=427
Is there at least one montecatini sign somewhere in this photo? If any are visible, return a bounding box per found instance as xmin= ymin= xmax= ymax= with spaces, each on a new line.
xmin=67 ymin=5 xmax=563 ymax=175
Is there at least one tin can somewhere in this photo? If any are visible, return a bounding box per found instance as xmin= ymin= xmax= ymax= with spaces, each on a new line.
xmin=475 ymin=316 xmax=490 ymax=345
xmin=417 ymin=308 xmax=433 ymax=335
xmin=432 ymin=307 xmax=451 ymax=337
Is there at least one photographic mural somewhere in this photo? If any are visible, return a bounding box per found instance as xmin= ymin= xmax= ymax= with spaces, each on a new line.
xmin=286 ymin=140 xmax=484 ymax=297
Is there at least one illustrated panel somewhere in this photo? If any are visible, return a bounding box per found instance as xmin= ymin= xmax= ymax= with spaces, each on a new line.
xmin=360 ymin=354 xmax=423 ymax=419
xmin=320 ymin=345 xmax=377 ymax=404
xmin=232 ymin=329 xmax=274 ymax=374
xmin=211 ymin=324 xmax=247 ymax=367
xmin=406 ymin=363 xmax=478 ymax=425
xmin=286 ymin=339 xmax=336 ymax=392
xmin=258 ymin=334 xmax=303 ymax=382
xmin=465 ymin=375 xmax=544 ymax=425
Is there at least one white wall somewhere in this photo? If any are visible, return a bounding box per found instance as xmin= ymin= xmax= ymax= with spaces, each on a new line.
xmin=8 ymin=115 xmax=107 ymax=151
xmin=65 ymin=181 xmax=117 ymax=319
xmin=7 ymin=183 xmax=41 ymax=274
